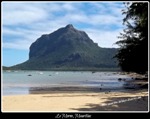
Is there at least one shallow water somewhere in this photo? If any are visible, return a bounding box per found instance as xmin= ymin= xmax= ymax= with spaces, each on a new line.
xmin=2 ymin=71 xmax=132 ymax=95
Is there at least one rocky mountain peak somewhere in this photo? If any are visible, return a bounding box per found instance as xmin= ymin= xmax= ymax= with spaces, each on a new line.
xmin=12 ymin=24 xmax=118 ymax=70
xmin=65 ymin=24 xmax=74 ymax=29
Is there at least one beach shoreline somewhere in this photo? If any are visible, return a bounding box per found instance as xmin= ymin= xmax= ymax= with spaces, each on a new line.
xmin=2 ymin=71 xmax=148 ymax=112
xmin=2 ymin=88 xmax=148 ymax=112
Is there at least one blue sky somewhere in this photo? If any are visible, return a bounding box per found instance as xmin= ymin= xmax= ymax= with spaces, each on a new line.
xmin=2 ymin=1 xmax=125 ymax=66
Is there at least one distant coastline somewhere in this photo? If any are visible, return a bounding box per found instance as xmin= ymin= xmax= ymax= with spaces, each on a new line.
xmin=2 ymin=66 xmax=121 ymax=71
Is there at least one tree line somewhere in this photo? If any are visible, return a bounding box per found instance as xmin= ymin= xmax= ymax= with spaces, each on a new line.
xmin=115 ymin=2 xmax=148 ymax=74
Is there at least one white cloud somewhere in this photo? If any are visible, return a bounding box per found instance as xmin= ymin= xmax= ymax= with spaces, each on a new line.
xmin=62 ymin=3 xmax=76 ymax=11
xmin=2 ymin=27 xmax=24 ymax=36
xmin=2 ymin=3 xmax=48 ymax=25
xmin=3 ymin=39 xmax=31 ymax=50
xmin=90 ymin=15 xmax=122 ymax=26
xmin=2 ymin=27 xmax=45 ymax=50
xmin=84 ymin=28 xmax=122 ymax=48
xmin=2 ymin=2 xmax=125 ymax=50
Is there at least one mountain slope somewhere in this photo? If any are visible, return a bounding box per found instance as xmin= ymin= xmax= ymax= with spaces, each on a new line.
xmin=12 ymin=24 xmax=118 ymax=70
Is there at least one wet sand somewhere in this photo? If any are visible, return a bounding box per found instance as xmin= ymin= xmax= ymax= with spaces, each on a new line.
xmin=2 ymin=89 xmax=148 ymax=112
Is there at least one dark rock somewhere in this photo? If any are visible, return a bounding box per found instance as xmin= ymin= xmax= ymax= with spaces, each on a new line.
xmin=118 ymin=78 xmax=122 ymax=81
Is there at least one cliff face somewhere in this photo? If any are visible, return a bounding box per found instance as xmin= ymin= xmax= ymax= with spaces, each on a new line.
xmin=29 ymin=24 xmax=98 ymax=59
xmin=12 ymin=24 xmax=118 ymax=70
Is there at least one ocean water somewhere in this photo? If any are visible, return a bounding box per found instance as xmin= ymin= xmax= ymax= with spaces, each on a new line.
xmin=2 ymin=71 xmax=132 ymax=95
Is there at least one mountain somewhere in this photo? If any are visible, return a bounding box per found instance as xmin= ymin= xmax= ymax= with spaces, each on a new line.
xmin=11 ymin=24 xmax=119 ymax=70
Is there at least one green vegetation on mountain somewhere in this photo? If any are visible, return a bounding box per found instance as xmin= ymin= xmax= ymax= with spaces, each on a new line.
xmin=10 ymin=24 xmax=119 ymax=70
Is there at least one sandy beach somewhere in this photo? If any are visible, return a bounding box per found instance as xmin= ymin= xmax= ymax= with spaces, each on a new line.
xmin=2 ymin=89 xmax=148 ymax=112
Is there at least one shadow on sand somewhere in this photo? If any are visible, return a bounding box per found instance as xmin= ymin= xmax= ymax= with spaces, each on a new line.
xmin=70 ymin=95 xmax=148 ymax=111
